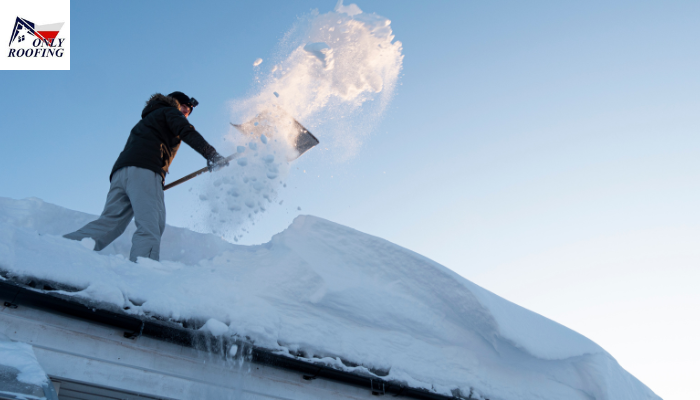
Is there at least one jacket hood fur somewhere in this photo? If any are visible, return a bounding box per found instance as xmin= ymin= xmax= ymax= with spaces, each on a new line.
xmin=142 ymin=93 xmax=180 ymax=118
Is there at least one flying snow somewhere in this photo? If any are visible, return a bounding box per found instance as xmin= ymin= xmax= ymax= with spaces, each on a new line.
xmin=334 ymin=0 xmax=363 ymax=16
xmin=191 ymin=1 xmax=404 ymax=241
xmin=303 ymin=42 xmax=332 ymax=67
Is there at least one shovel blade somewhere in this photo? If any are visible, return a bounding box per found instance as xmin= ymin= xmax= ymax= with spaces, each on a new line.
xmin=231 ymin=110 xmax=319 ymax=160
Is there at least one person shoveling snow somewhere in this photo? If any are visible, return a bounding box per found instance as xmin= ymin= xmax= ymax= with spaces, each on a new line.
xmin=63 ymin=91 xmax=229 ymax=262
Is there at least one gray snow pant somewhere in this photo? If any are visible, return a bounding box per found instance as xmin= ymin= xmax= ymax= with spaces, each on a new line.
xmin=64 ymin=166 xmax=166 ymax=262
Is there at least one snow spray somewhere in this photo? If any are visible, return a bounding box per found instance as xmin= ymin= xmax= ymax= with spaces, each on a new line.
xmin=193 ymin=1 xmax=403 ymax=241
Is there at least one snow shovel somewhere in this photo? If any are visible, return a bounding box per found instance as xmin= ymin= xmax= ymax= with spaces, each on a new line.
xmin=163 ymin=114 xmax=318 ymax=191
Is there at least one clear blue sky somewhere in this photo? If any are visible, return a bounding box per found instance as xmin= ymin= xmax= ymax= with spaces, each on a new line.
xmin=1 ymin=1 xmax=698 ymax=399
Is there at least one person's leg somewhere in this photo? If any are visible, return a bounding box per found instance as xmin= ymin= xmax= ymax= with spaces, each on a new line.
xmin=63 ymin=168 xmax=134 ymax=251
xmin=125 ymin=167 xmax=165 ymax=262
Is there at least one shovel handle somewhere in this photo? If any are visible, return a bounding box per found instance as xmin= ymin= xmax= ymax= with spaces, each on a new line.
xmin=163 ymin=153 xmax=239 ymax=191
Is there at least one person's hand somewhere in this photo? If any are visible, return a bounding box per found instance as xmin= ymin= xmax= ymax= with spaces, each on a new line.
xmin=207 ymin=153 xmax=229 ymax=172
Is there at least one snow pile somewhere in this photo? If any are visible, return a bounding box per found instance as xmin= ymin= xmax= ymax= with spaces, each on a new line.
xmin=0 ymin=197 xmax=660 ymax=400
xmin=0 ymin=332 xmax=57 ymax=400
xmin=0 ymin=333 xmax=48 ymax=386
xmin=191 ymin=1 xmax=403 ymax=239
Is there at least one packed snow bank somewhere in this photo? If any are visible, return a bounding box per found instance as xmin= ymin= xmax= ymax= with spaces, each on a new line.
xmin=0 ymin=197 xmax=659 ymax=400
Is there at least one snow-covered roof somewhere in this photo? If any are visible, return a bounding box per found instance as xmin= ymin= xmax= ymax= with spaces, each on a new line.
xmin=0 ymin=197 xmax=659 ymax=400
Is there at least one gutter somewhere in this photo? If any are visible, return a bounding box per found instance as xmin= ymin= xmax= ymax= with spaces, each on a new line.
xmin=0 ymin=278 xmax=473 ymax=400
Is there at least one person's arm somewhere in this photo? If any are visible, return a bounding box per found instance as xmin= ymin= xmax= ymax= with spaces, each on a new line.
xmin=164 ymin=108 xmax=217 ymax=159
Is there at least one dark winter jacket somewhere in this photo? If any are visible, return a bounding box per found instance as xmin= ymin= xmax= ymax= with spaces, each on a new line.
xmin=110 ymin=93 xmax=217 ymax=182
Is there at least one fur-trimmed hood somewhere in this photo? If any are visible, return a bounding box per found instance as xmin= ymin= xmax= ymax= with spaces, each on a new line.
xmin=112 ymin=92 xmax=216 ymax=182
xmin=141 ymin=93 xmax=180 ymax=119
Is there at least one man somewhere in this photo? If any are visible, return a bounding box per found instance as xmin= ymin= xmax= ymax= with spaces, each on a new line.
xmin=64 ymin=91 xmax=228 ymax=262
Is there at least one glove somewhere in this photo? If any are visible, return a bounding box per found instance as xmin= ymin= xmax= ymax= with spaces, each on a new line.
xmin=207 ymin=152 xmax=229 ymax=172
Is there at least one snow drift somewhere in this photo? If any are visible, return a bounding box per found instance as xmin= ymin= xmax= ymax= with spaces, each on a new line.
xmin=0 ymin=197 xmax=659 ymax=400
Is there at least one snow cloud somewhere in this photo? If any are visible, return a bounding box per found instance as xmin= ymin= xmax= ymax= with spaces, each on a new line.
xmin=192 ymin=1 xmax=403 ymax=241
xmin=237 ymin=0 xmax=403 ymax=156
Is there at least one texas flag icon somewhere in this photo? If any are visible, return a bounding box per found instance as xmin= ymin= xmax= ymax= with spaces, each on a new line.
xmin=9 ymin=17 xmax=64 ymax=46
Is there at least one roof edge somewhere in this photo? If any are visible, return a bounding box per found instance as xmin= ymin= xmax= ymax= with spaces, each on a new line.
xmin=0 ymin=278 xmax=473 ymax=400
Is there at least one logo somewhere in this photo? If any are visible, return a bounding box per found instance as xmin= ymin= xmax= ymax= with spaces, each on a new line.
xmin=8 ymin=17 xmax=66 ymax=58
xmin=0 ymin=0 xmax=69 ymax=70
